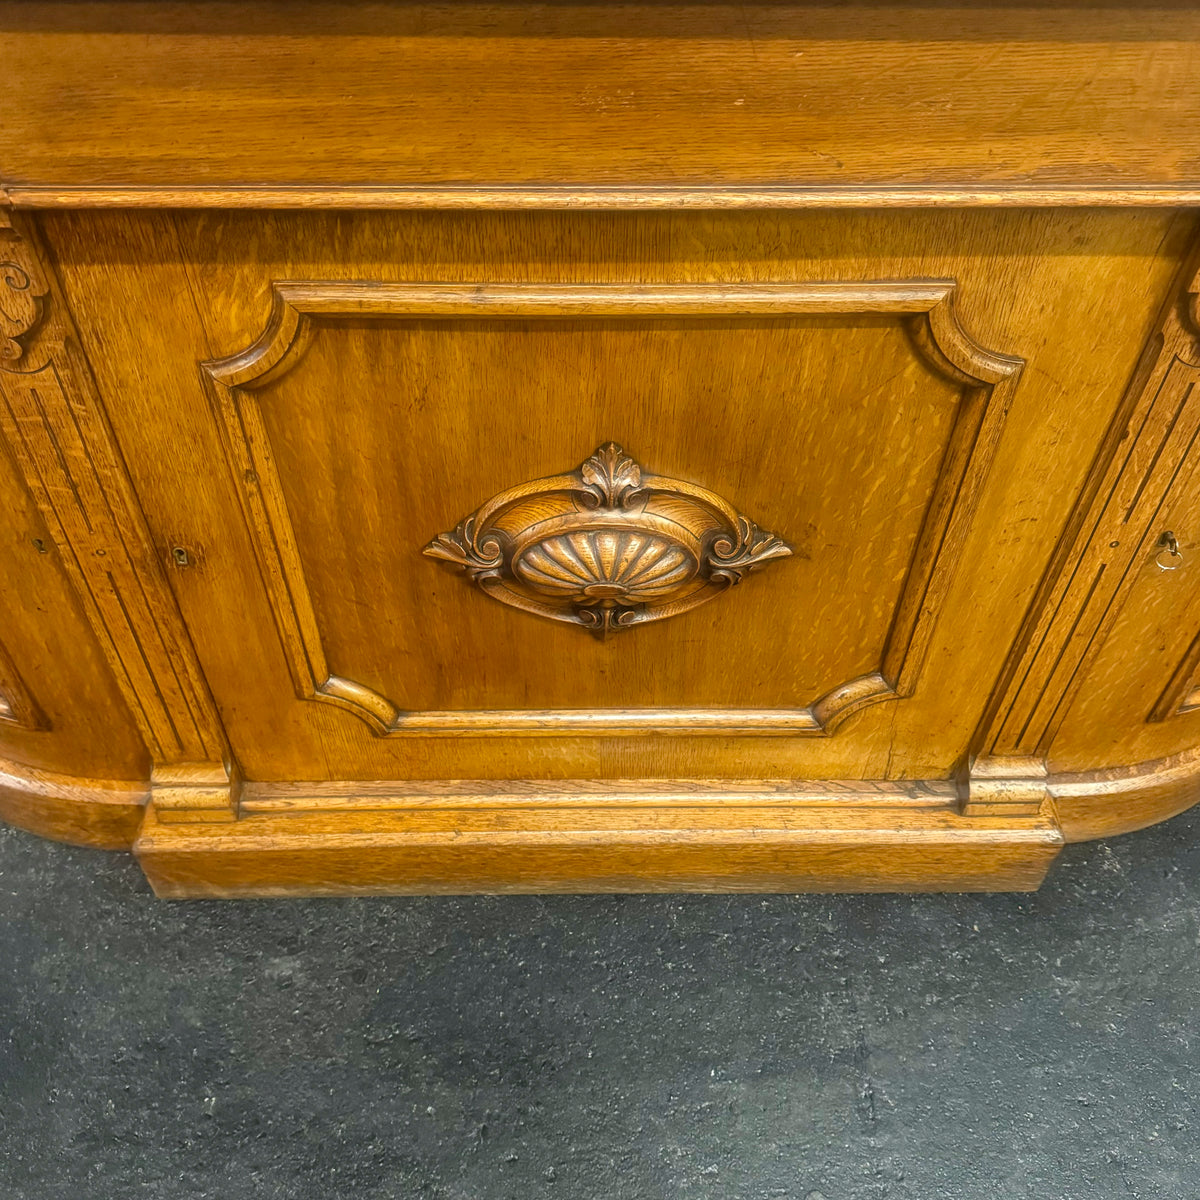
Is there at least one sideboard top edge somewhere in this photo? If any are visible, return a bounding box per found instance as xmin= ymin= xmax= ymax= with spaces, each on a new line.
xmin=8 ymin=185 xmax=1200 ymax=211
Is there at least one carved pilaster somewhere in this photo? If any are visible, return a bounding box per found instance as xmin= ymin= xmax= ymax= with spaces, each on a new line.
xmin=0 ymin=210 xmax=235 ymax=819
xmin=204 ymin=279 xmax=1021 ymax=738
xmin=975 ymin=253 xmax=1200 ymax=767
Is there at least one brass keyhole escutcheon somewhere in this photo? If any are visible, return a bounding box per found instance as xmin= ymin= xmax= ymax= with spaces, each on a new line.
xmin=1156 ymin=530 xmax=1184 ymax=572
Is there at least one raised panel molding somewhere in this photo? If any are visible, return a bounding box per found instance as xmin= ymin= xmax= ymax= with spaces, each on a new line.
xmin=0 ymin=635 xmax=48 ymax=732
xmin=0 ymin=210 xmax=235 ymax=819
xmin=203 ymin=280 xmax=1023 ymax=738
xmin=973 ymin=254 xmax=1200 ymax=787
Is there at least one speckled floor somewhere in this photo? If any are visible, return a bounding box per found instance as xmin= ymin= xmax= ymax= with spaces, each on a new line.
xmin=1 ymin=806 xmax=1198 ymax=1200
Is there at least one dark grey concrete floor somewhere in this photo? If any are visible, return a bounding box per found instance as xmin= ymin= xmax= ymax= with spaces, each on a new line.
xmin=1 ymin=811 xmax=1198 ymax=1200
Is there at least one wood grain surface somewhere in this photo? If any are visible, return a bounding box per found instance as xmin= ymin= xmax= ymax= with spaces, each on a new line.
xmin=31 ymin=206 xmax=1184 ymax=788
xmin=0 ymin=757 xmax=146 ymax=850
xmin=134 ymin=789 xmax=1064 ymax=898
xmin=3 ymin=3 xmax=1200 ymax=198
xmin=3 ymin=5 xmax=1200 ymax=892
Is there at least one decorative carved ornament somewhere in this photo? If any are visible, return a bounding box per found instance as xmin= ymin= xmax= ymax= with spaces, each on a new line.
xmin=0 ymin=260 xmax=47 ymax=369
xmin=423 ymin=443 xmax=791 ymax=637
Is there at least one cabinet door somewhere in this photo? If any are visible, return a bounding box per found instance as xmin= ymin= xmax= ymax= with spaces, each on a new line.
xmin=202 ymin=279 xmax=1016 ymax=745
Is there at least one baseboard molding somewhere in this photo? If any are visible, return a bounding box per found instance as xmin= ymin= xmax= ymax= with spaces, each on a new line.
xmin=0 ymin=757 xmax=147 ymax=850
xmin=1048 ymin=748 xmax=1200 ymax=843
xmin=6 ymin=754 xmax=1200 ymax=895
xmin=133 ymin=779 xmax=1062 ymax=897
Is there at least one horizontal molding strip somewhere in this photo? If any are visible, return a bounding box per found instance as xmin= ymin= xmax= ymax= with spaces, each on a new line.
xmin=238 ymin=777 xmax=959 ymax=813
xmin=7 ymin=185 xmax=1200 ymax=210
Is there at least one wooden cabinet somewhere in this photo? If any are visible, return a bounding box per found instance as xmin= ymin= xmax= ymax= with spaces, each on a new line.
xmin=3 ymin=3 xmax=1200 ymax=894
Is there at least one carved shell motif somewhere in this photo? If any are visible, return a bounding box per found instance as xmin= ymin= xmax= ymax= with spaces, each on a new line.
xmin=424 ymin=444 xmax=791 ymax=637
xmin=515 ymin=530 xmax=698 ymax=602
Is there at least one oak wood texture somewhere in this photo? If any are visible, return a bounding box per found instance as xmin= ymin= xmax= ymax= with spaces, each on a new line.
xmin=6 ymin=204 xmax=1197 ymax=894
xmin=1 ymin=738 xmax=1194 ymax=870
xmin=11 ymin=188 xmax=1200 ymax=212
xmin=0 ymin=634 xmax=48 ymax=732
xmin=198 ymin=276 xmax=1019 ymax=745
xmin=422 ymin=440 xmax=794 ymax=638
xmin=959 ymin=756 xmax=1050 ymax=819
xmin=0 ymin=756 xmax=145 ymax=850
xmin=134 ymin=789 xmax=1063 ymax=898
xmin=1048 ymin=749 xmax=1200 ymax=844
xmin=3 ymin=3 xmax=1200 ymax=203
xmin=973 ymin=254 xmax=1200 ymax=766
xmin=0 ymin=348 xmax=149 ymax=782
xmin=150 ymin=761 xmax=241 ymax=824
xmin=4 ymin=4 xmax=1200 ymax=894
xmin=0 ymin=213 xmax=231 ymax=773
xmin=1153 ymin=630 xmax=1200 ymax=721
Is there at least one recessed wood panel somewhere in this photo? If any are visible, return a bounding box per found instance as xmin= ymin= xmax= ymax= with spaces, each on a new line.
xmin=204 ymin=281 xmax=1020 ymax=736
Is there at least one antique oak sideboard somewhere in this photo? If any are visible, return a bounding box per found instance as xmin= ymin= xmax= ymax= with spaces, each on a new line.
xmin=2 ymin=2 xmax=1200 ymax=896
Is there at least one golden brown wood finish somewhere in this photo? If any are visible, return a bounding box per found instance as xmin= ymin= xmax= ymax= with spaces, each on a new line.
xmin=0 ymin=634 xmax=47 ymax=732
xmin=975 ymin=257 xmax=1200 ymax=761
xmin=967 ymin=252 xmax=1200 ymax=799
xmin=4 ymin=3 xmax=1200 ymax=198
xmin=0 ymin=757 xmax=144 ymax=850
xmin=1154 ymin=633 xmax=1200 ymax=721
xmin=1049 ymin=749 xmax=1200 ymax=844
xmin=197 ymin=275 xmax=1019 ymax=746
xmin=12 ymin=187 xmax=1200 ymax=211
xmin=13 ymin=203 xmax=1200 ymax=894
xmin=0 ymin=361 xmax=149 ymax=782
xmin=4 ymin=4 xmax=1200 ymax=895
xmin=135 ymin=785 xmax=1063 ymax=898
xmin=423 ymin=441 xmax=794 ymax=639
xmin=0 ymin=210 xmax=234 ymax=819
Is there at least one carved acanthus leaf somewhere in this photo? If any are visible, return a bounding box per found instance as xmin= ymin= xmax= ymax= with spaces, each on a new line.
xmin=708 ymin=517 xmax=795 ymax=586
xmin=422 ymin=516 xmax=505 ymax=582
xmin=578 ymin=441 xmax=644 ymax=508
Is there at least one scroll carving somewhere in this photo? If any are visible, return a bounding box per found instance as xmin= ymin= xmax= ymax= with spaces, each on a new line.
xmin=0 ymin=250 xmax=47 ymax=368
xmin=424 ymin=443 xmax=791 ymax=637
